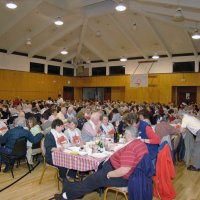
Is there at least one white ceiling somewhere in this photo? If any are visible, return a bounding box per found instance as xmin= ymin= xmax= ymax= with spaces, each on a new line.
xmin=0 ymin=0 xmax=200 ymax=63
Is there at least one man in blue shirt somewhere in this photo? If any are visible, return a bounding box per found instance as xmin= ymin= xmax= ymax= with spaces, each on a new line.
xmin=0 ymin=117 xmax=43 ymax=172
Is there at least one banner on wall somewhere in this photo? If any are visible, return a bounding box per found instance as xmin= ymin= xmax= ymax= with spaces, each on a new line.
xmin=130 ymin=74 xmax=148 ymax=87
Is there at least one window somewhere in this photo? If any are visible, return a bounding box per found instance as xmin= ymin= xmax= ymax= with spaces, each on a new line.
xmin=109 ymin=66 xmax=125 ymax=75
xmin=30 ymin=62 xmax=44 ymax=73
xmin=173 ymin=62 xmax=195 ymax=72
xmin=48 ymin=65 xmax=60 ymax=75
xmin=63 ymin=67 xmax=74 ymax=76
xmin=92 ymin=67 xmax=106 ymax=76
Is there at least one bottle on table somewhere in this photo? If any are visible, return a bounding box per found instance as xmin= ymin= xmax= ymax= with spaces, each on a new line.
xmin=114 ymin=131 xmax=120 ymax=143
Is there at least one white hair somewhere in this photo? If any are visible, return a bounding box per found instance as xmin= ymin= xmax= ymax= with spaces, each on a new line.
xmin=125 ymin=126 xmax=138 ymax=138
xmin=14 ymin=117 xmax=26 ymax=127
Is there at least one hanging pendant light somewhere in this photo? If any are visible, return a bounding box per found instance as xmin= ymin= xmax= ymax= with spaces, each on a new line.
xmin=120 ymin=56 xmax=127 ymax=62
xmin=115 ymin=0 xmax=127 ymax=12
xmin=54 ymin=17 xmax=64 ymax=26
xmin=152 ymin=53 xmax=159 ymax=60
xmin=192 ymin=29 xmax=200 ymax=40
xmin=60 ymin=48 xmax=68 ymax=55
xmin=6 ymin=1 xmax=17 ymax=9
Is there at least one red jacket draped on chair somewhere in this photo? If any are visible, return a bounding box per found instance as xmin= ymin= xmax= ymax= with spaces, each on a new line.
xmin=153 ymin=143 xmax=176 ymax=200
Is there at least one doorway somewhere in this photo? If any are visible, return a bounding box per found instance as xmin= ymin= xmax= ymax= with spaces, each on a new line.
xmin=172 ymin=86 xmax=197 ymax=105
xmin=63 ymin=87 xmax=74 ymax=101
xmin=82 ymin=87 xmax=111 ymax=101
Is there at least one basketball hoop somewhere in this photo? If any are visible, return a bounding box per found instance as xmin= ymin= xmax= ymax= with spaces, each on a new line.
xmin=135 ymin=78 xmax=141 ymax=87
xmin=135 ymin=82 xmax=141 ymax=87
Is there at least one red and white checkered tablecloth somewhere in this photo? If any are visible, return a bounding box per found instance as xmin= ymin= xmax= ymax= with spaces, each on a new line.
xmin=52 ymin=151 xmax=106 ymax=171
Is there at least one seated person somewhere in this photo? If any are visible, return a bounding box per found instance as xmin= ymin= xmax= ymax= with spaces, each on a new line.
xmin=0 ymin=117 xmax=43 ymax=172
xmin=100 ymin=115 xmax=115 ymax=136
xmin=110 ymin=108 xmax=122 ymax=123
xmin=168 ymin=109 xmax=176 ymax=123
xmin=64 ymin=119 xmax=82 ymax=145
xmin=1 ymin=104 xmax=10 ymax=120
xmin=137 ymin=110 xmax=160 ymax=161
xmin=48 ymin=108 xmax=57 ymax=122
xmin=66 ymin=106 xmax=76 ymax=120
xmin=77 ymin=109 xmax=91 ymax=130
xmin=26 ymin=116 xmax=42 ymax=165
xmin=54 ymin=126 xmax=148 ymax=200
xmin=57 ymin=107 xmax=67 ymax=122
xmin=155 ymin=115 xmax=181 ymax=150
xmin=0 ymin=120 xmax=8 ymax=136
xmin=41 ymin=112 xmax=52 ymax=135
xmin=81 ymin=112 xmax=101 ymax=142
xmin=44 ymin=119 xmax=72 ymax=179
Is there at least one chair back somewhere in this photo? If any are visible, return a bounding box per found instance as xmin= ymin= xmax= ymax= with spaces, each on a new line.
xmin=128 ymin=153 xmax=154 ymax=200
xmin=32 ymin=140 xmax=41 ymax=149
xmin=153 ymin=142 xmax=176 ymax=200
xmin=40 ymin=138 xmax=46 ymax=157
xmin=12 ymin=137 xmax=27 ymax=157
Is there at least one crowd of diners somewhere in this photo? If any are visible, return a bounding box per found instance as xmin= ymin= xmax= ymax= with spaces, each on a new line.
xmin=0 ymin=95 xmax=200 ymax=200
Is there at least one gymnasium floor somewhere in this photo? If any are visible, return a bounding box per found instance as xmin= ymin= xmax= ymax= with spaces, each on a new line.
xmin=0 ymin=161 xmax=199 ymax=200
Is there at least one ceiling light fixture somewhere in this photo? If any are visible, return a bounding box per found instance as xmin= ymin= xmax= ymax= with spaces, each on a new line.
xmin=6 ymin=1 xmax=17 ymax=9
xmin=54 ymin=17 xmax=64 ymax=26
xmin=95 ymin=30 xmax=101 ymax=37
xmin=132 ymin=23 xmax=137 ymax=31
xmin=115 ymin=1 xmax=127 ymax=12
xmin=173 ymin=8 xmax=184 ymax=22
xmin=120 ymin=57 xmax=127 ymax=62
xmin=152 ymin=53 xmax=159 ymax=60
xmin=86 ymin=59 xmax=91 ymax=64
xmin=26 ymin=38 xmax=32 ymax=46
xmin=60 ymin=48 xmax=68 ymax=55
xmin=192 ymin=29 xmax=200 ymax=40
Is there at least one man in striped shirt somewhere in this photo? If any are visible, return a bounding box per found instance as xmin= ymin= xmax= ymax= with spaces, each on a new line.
xmin=54 ymin=126 xmax=148 ymax=200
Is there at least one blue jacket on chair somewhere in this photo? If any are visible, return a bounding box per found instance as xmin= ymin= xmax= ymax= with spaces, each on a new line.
xmin=128 ymin=153 xmax=154 ymax=200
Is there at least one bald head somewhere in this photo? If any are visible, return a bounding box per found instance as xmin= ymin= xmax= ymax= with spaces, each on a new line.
xmin=90 ymin=112 xmax=101 ymax=125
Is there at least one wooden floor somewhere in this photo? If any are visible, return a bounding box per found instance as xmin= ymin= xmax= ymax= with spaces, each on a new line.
xmin=0 ymin=161 xmax=200 ymax=200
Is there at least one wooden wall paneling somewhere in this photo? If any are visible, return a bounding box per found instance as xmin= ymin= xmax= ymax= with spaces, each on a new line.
xmin=111 ymin=87 xmax=125 ymax=101
xmin=74 ymin=87 xmax=82 ymax=101
xmin=0 ymin=69 xmax=200 ymax=103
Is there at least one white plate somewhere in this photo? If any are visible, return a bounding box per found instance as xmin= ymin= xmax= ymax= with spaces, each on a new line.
xmin=67 ymin=147 xmax=80 ymax=152
xmin=63 ymin=149 xmax=72 ymax=154
xmin=91 ymin=153 xmax=107 ymax=158
xmin=79 ymin=151 xmax=88 ymax=156
xmin=104 ymin=151 xmax=113 ymax=156
xmin=113 ymin=144 xmax=125 ymax=152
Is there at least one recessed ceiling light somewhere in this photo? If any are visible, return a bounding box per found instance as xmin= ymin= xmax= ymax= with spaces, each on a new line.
xmin=120 ymin=57 xmax=127 ymax=62
xmin=115 ymin=1 xmax=127 ymax=12
xmin=6 ymin=1 xmax=17 ymax=9
xmin=54 ymin=17 xmax=64 ymax=26
xmin=192 ymin=29 xmax=200 ymax=40
xmin=152 ymin=53 xmax=159 ymax=60
xmin=60 ymin=48 xmax=68 ymax=55
xmin=95 ymin=30 xmax=101 ymax=37
xmin=26 ymin=38 xmax=32 ymax=46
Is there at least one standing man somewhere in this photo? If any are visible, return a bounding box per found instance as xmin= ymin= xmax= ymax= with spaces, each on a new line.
xmin=181 ymin=114 xmax=200 ymax=171
xmin=57 ymin=94 xmax=64 ymax=105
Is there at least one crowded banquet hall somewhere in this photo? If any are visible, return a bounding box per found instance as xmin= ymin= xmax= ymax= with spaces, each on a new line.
xmin=0 ymin=0 xmax=200 ymax=200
